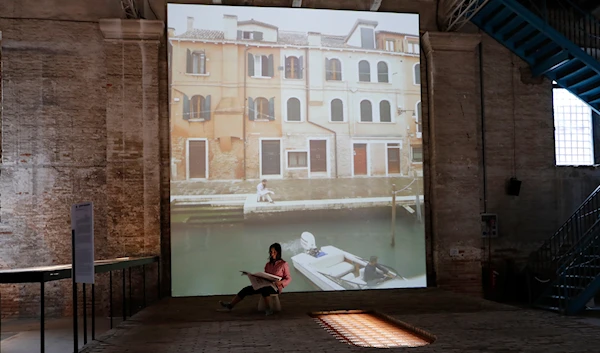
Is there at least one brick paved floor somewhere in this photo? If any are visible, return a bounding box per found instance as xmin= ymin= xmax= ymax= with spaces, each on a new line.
xmin=80 ymin=288 xmax=600 ymax=352
xmin=171 ymin=177 xmax=423 ymax=200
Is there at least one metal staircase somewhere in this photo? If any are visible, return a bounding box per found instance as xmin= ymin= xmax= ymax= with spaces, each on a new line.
xmin=526 ymin=185 xmax=600 ymax=314
xmin=470 ymin=0 xmax=600 ymax=114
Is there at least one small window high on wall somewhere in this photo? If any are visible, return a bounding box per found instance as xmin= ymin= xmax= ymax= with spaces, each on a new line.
xmin=553 ymin=88 xmax=595 ymax=166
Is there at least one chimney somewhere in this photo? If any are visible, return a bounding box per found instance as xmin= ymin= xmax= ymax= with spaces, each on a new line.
xmin=167 ymin=27 xmax=175 ymax=37
xmin=187 ymin=17 xmax=194 ymax=32
xmin=308 ymin=32 xmax=321 ymax=46
xmin=223 ymin=14 xmax=238 ymax=40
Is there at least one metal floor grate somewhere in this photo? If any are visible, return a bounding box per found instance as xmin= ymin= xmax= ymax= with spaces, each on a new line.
xmin=312 ymin=311 xmax=433 ymax=348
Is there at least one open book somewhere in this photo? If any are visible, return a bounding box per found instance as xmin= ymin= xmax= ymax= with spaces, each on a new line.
xmin=241 ymin=271 xmax=281 ymax=291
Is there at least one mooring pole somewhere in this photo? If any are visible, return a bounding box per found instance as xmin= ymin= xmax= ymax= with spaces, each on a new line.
xmin=391 ymin=184 xmax=396 ymax=247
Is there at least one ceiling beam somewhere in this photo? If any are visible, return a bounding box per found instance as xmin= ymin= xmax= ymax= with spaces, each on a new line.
xmin=292 ymin=0 xmax=302 ymax=7
xmin=370 ymin=0 xmax=382 ymax=11
xmin=212 ymin=0 xmax=222 ymax=4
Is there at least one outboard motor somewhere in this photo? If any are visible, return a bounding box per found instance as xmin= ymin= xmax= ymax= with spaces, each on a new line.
xmin=300 ymin=231 xmax=316 ymax=251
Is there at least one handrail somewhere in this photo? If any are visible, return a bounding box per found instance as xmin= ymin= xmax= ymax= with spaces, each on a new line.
xmin=517 ymin=0 xmax=600 ymax=56
xmin=529 ymin=185 xmax=600 ymax=273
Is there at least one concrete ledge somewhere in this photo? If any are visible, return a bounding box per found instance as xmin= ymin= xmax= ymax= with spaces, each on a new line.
xmin=244 ymin=195 xmax=424 ymax=214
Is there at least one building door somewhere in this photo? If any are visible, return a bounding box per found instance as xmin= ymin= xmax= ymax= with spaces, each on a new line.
xmin=189 ymin=140 xmax=207 ymax=178
xmin=261 ymin=140 xmax=281 ymax=176
xmin=310 ymin=140 xmax=327 ymax=173
xmin=387 ymin=145 xmax=400 ymax=174
xmin=353 ymin=143 xmax=367 ymax=175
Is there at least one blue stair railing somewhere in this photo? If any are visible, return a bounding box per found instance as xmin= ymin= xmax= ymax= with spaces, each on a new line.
xmin=534 ymin=218 xmax=600 ymax=314
xmin=470 ymin=0 xmax=600 ymax=114
xmin=528 ymin=185 xmax=600 ymax=282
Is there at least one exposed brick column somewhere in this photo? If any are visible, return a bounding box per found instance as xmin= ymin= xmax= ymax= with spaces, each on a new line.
xmin=99 ymin=19 xmax=164 ymax=258
xmin=423 ymin=32 xmax=483 ymax=297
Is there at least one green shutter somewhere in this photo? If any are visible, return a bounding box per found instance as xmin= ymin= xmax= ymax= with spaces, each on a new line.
xmin=247 ymin=53 xmax=254 ymax=77
xmin=203 ymin=95 xmax=211 ymax=121
xmin=268 ymin=97 xmax=275 ymax=121
xmin=183 ymin=94 xmax=190 ymax=120
xmin=268 ymin=54 xmax=274 ymax=77
xmin=248 ymin=97 xmax=255 ymax=121
xmin=186 ymin=49 xmax=192 ymax=73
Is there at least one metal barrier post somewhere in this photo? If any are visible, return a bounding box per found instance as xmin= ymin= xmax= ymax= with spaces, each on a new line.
xmin=72 ymin=229 xmax=78 ymax=353
xmin=109 ymin=271 xmax=113 ymax=329
xmin=41 ymin=280 xmax=45 ymax=353
xmin=83 ymin=283 xmax=87 ymax=345
xmin=92 ymin=283 xmax=96 ymax=340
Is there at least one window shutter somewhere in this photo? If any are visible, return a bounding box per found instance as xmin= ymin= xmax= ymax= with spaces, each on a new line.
xmin=298 ymin=56 xmax=304 ymax=79
xmin=186 ymin=49 xmax=192 ymax=74
xmin=183 ymin=94 xmax=190 ymax=120
xmin=237 ymin=30 xmax=242 ymax=40
xmin=248 ymin=97 xmax=255 ymax=121
xmin=254 ymin=31 xmax=263 ymax=41
xmin=268 ymin=97 xmax=275 ymax=121
xmin=268 ymin=54 xmax=274 ymax=77
xmin=200 ymin=51 xmax=206 ymax=75
xmin=203 ymin=95 xmax=211 ymax=121
xmin=247 ymin=53 xmax=255 ymax=77
xmin=325 ymin=58 xmax=331 ymax=80
xmin=284 ymin=56 xmax=290 ymax=78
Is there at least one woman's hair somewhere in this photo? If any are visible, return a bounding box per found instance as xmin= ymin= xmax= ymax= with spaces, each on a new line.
xmin=269 ymin=243 xmax=283 ymax=262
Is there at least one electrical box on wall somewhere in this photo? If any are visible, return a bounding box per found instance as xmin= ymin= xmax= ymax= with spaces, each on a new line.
xmin=481 ymin=213 xmax=498 ymax=238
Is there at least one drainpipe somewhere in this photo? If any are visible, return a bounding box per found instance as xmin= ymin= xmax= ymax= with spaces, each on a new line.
xmin=304 ymin=47 xmax=338 ymax=178
xmin=243 ymin=46 xmax=250 ymax=180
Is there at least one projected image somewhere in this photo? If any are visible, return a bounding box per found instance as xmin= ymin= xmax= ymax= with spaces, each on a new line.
xmin=168 ymin=4 xmax=426 ymax=296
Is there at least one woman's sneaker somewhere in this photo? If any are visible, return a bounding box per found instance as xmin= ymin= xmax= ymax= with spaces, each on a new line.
xmin=217 ymin=301 xmax=232 ymax=312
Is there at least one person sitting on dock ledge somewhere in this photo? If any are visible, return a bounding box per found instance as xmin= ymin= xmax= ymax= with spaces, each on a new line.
xmin=364 ymin=256 xmax=396 ymax=287
xmin=257 ymin=179 xmax=275 ymax=203
xmin=219 ymin=243 xmax=291 ymax=316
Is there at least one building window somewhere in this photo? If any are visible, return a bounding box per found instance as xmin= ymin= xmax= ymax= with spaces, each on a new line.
xmin=414 ymin=63 xmax=421 ymax=85
xmin=238 ymin=30 xmax=264 ymax=41
xmin=326 ymin=58 xmax=342 ymax=81
xmin=416 ymin=101 xmax=422 ymax=135
xmin=285 ymin=56 xmax=304 ymax=79
xmin=359 ymin=60 xmax=371 ymax=82
xmin=360 ymin=100 xmax=373 ymax=122
xmin=406 ymin=40 xmax=420 ymax=54
xmin=247 ymin=53 xmax=274 ymax=78
xmin=380 ymin=100 xmax=392 ymax=122
xmin=182 ymin=94 xmax=211 ymax=121
xmin=412 ymin=146 xmax=423 ymax=163
xmin=553 ymin=88 xmax=595 ymax=165
xmin=287 ymin=98 xmax=301 ymax=122
xmin=186 ymin=49 xmax=206 ymax=74
xmin=377 ymin=61 xmax=389 ymax=83
xmin=331 ymin=99 xmax=344 ymax=122
xmin=360 ymin=27 xmax=375 ymax=49
xmin=288 ymin=151 xmax=308 ymax=168
xmin=385 ymin=39 xmax=395 ymax=52
xmin=248 ymin=97 xmax=275 ymax=121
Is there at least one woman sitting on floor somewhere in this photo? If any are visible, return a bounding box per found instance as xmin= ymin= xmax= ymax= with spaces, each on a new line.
xmin=219 ymin=243 xmax=291 ymax=316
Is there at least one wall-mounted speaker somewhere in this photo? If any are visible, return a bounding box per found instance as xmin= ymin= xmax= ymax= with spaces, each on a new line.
xmin=507 ymin=177 xmax=522 ymax=196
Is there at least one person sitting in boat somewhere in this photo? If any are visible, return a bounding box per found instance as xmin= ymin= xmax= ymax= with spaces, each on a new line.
xmin=364 ymin=256 xmax=396 ymax=287
xmin=219 ymin=243 xmax=291 ymax=316
xmin=257 ymin=179 xmax=275 ymax=203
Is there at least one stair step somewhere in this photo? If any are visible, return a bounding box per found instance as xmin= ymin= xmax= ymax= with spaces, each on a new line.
xmin=532 ymin=51 xmax=570 ymax=76
xmin=569 ymin=74 xmax=600 ymax=91
xmin=502 ymin=21 xmax=530 ymax=42
xmin=526 ymin=41 xmax=559 ymax=58
xmin=549 ymin=294 xmax=567 ymax=300
xmin=589 ymin=97 xmax=600 ymax=105
xmin=507 ymin=27 xmax=537 ymax=46
xmin=488 ymin=8 xmax=515 ymax=30
xmin=519 ymin=34 xmax=549 ymax=52
xmin=565 ymin=275 xmax=595 ymax=279
xmin=578 ymin=85 xmax=600 ymax=98
xmin=494 ymin=14 xmax=523 ymax=35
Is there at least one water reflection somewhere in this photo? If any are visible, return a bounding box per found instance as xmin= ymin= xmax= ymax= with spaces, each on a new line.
xmin=171 ymin=209 xmax=426 ymax=296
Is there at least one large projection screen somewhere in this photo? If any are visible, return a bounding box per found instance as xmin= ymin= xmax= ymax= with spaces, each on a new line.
xmin=168 ymin=4 xmax=426 ymax=296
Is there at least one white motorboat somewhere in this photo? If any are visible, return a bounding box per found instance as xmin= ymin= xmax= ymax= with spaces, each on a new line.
xmin=290 ymin=232 xmax=426 ymax=291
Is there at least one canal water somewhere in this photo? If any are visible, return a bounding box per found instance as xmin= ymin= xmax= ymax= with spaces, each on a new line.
xmin=171 ymin=208 xmax=426 ymax=297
